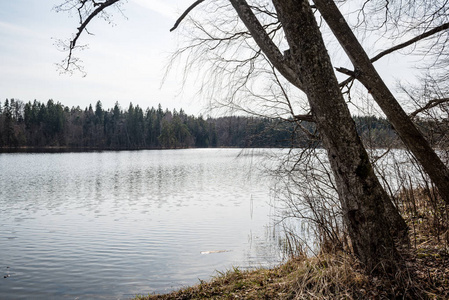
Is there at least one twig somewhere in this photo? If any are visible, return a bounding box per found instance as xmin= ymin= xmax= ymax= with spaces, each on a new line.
xmin=409 ymin=98 xmax=449 ymax=118
xmin=65 ymin=0 xmax=120 ymax=71
xmin=371 ymin=22 xmax=449 ymax=63
xmin=170 ymin=0 xmax=206 ymax=32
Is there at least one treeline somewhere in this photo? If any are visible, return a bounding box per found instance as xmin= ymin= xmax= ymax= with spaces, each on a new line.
xmin=2 ymin=98 xmax=442 ymax=150
xmin=0 ymin=99 xmax=310 ymax=150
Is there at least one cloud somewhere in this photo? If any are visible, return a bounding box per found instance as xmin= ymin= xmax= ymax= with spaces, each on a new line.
xmin=131 ymin=0 xmax=179 ymax=20
xmin=0 ymin=20 xmax=51 ymax=43
xmin=0 ymin=21 xmax=33 ymax=36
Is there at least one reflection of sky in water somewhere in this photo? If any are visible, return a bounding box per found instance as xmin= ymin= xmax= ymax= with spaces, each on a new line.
xmin=0 ymin=149 xmax=282 ymax=299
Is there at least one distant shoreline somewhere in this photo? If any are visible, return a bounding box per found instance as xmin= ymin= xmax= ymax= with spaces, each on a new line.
xmin=0 ymin=146 xmax=273 ymax=153
xmin=0 ymin=145 xmax=412 ymax=154
xmin=0 ymin=146 xmax=194 ymax=153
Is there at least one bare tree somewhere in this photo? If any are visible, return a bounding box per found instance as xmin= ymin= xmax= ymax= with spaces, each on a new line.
xmin=313 ymin=0 xmax=449 ymax=206
xmin=58 ymin=0 xmax=411 ymax=272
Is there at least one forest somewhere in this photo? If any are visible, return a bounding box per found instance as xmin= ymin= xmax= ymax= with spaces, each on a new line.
xmin=0 ymin=98 xmax=410 ymax=151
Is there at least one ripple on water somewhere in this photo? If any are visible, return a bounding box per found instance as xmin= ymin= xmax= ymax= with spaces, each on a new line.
xmin=0 ymin=149 xmax=283 ymax=299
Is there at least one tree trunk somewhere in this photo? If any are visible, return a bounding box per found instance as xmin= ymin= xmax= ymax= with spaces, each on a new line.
xmin=313 ymin=0 xmax=449 ymax=206
xmin=267 ymin=0 xmax=401 ymax=271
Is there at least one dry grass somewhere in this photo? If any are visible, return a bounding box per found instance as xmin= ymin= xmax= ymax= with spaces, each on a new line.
xmin=135 ymin=188 xmax=449 ymax=299
xmin=135 ymin=254 xmax=370 ymax=299
xmin=397 ymin=188 xmax=449 ymax=299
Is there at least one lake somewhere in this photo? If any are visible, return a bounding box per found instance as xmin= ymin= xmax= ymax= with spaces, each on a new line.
xmin=0 ymin=149 xmax=283 ymax=299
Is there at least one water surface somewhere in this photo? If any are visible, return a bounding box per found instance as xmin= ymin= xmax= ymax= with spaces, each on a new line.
xmin=0 ymin=149 xmax=281 ymax=299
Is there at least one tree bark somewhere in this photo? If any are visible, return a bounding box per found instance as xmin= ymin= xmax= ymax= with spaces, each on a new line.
xmin=229 ymin=0 xmax=402 ymax=272
xmin=313 ymin=0 xmax=449 ymax=206
xmin=227 ymin=0 xmax=303 ymax=90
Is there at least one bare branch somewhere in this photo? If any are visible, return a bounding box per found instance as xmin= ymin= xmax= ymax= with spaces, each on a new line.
xmin=410 ymin=98 xmax=449 ymax=118
xmin=229 ymin=0 xmax=304 ymax=90
xmin=371 ymin=21 xmax=449 ymax=63
xmin=71 ymin=0 xmax=120 ymax=50
xmin=335 ymin=67 xmax=358 ymax=78
xmin=338 ymin=22 xmax=449 ymax=88
xmin=294 ymin=114 xmax=314 ymax=122
xmin=59 ymin=0 xmax=121 ymax=72
xmin=170 ymin=0 xmax=206 ymax=32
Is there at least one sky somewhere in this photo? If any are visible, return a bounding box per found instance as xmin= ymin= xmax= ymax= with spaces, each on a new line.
xmin=0 ymin=0 xmax=420 ymax=117
xmin=0 ymin=0 xmax=207 ymax=115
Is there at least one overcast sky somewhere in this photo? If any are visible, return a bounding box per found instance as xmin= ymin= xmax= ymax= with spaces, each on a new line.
xmin=0 ymin=0 xmax=419 ymax=117
xmin=0 ymin=0 xmax=209 ymax=115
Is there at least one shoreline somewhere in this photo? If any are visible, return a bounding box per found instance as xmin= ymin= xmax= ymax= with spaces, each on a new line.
xmin=134 ymin=189 xmax=449 ymax=299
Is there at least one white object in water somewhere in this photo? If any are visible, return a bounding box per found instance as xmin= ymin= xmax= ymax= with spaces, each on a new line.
xmin=200 ymin=250 xmax=230 ymax=255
